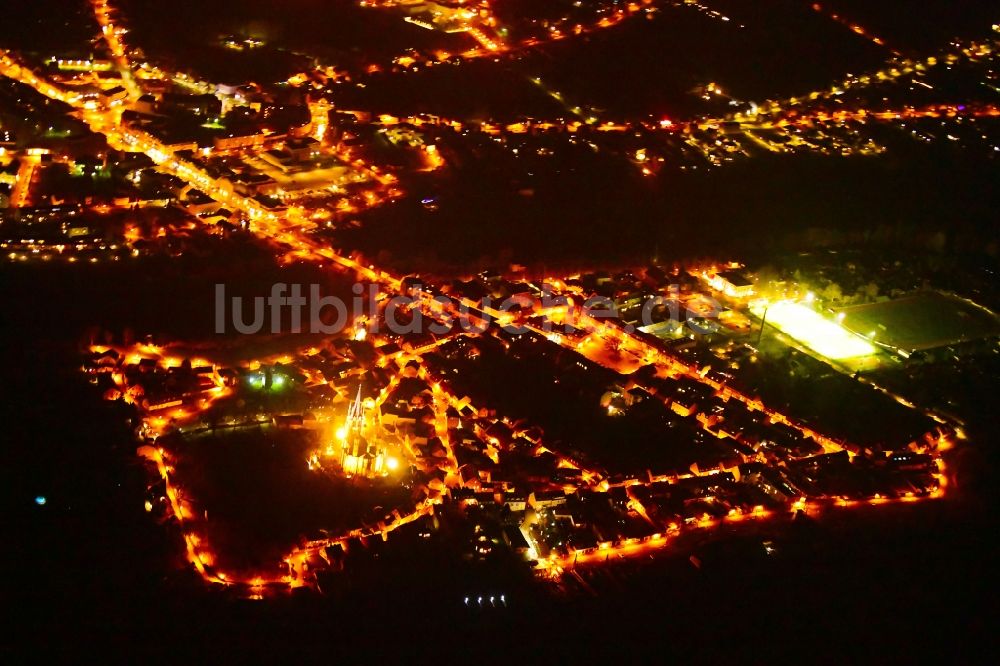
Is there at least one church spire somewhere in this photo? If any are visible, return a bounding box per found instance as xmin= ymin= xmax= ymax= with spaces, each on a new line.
xmin=346 ymin=384 xmax=365 ymax=432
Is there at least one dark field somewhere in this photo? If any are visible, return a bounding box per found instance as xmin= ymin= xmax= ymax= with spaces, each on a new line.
xmin=170 ymin=427 xmax=413 ymax=576
xmin=432 ymin=335 xmax=740 ymax=475
xmin=812 ymin=0 xmax=1000 ymax=51
xmin=738 ymin=330 xmax=938 ymax=449
xmin=339 ymin=146 xmax=1000 ymax=273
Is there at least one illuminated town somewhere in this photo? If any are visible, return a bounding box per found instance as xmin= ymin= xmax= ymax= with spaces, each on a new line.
xmin=5 ymin=0 xmax=999 ymax=659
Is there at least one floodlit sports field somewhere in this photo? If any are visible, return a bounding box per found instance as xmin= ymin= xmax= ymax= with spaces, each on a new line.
xmin=838 ymin=291 xmax=1000 ymax=353
xmin=756 ymin=301 xmax=877 ymax=360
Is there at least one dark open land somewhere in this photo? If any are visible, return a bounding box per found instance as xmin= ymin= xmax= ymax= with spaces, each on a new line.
xmin=170 ymin=426 xmax=414 ymax=576
xmin=118 ymin=0 xmax=468 ymax=79
xmin=735 ymin=334 xmax=938 ymax=449
xmin=812 ymin=0 xmax=1000 ymax=51
xmin=339 ymin=145 xmax=1000 ymax=273
xmin=523 ymin=0 xmax=885 ymax=117
xmin=432 ymin=334 xmax=747 ymax=474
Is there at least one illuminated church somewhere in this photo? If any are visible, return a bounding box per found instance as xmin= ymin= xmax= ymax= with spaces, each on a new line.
xmin=339 ymin=385 xmax=388 ymax=477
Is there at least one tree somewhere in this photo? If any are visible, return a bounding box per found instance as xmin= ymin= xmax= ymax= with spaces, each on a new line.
xmin=821 ymin=282 xmax=843 ymax=304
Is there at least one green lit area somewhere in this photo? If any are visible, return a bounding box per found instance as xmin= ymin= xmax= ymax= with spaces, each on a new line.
xmin=245 ymin=370 xmax=290 ymax=391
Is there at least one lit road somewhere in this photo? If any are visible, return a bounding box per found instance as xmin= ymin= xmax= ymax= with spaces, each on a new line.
xmin=91 ymin=0 xmax=142 ymax=97
xmin=809 ymin=2 xmax=900 ymax=56
xmin=9 ymin=154 xmax=40 ymax=208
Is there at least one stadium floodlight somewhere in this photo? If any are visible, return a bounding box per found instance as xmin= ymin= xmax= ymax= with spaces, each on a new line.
xmin=753 ymin=301 xmax=876 ymax=359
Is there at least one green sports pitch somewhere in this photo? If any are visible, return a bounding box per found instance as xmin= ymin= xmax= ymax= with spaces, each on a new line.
xmin=838 ymin=291 xmax=1000 ymax=355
